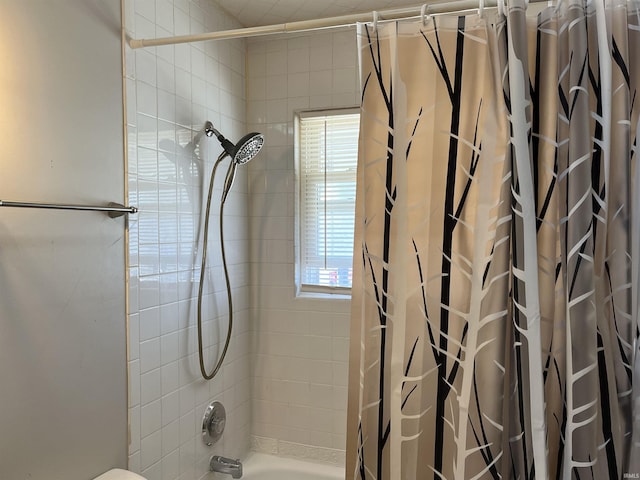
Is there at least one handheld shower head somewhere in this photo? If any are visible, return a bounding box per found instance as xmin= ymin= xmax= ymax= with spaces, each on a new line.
xmin=231 ymin=132 xmax=264 ymax=165
xmin=197 ymin=126 xmax=264 ymax=382
xmin=219 ymin=133 xmax=264 ymax=203
xmin=209 ymin=126 xmax=264 ymax=165
xmin=207 ymin=124 xmax=265 ymax=203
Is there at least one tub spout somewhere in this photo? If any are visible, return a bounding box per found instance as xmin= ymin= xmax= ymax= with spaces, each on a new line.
xmin=210 ymin=455 xmax=243 ymax=479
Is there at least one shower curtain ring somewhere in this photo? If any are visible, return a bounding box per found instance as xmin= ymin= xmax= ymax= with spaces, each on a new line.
xmin=421 ymin=4 xmax=431 ymax=26
xmin=373 ymin=10 xmax=379 ymax=31
xmin=478 ymin=0 xmax=485 ymax=17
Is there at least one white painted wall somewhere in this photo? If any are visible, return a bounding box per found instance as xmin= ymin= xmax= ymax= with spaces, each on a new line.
xmin=0 ymin=1 xmax=127 ymax=479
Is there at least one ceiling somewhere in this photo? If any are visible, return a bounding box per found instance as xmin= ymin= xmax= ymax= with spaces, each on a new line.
xmin=214 ymin=0 xmax=425 ymax=28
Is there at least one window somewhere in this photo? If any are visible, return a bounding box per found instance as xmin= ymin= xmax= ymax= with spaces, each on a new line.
xmin=296 ymin=108 xmax=360 ymax=294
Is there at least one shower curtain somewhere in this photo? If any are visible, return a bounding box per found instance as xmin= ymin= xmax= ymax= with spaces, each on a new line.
xmin=346 ymin=1 xmax=640 ymax=478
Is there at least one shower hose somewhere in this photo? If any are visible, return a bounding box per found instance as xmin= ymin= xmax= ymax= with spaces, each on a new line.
xmin=197 ymin=153 xmax=234 ymax=380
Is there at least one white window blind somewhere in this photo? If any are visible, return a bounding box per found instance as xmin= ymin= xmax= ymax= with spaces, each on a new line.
xmin=298 ymin=110 xmax=360 ymax=292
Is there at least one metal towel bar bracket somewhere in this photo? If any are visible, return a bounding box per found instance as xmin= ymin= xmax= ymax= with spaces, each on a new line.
xmin=0 ymin=200 xmax=138 ymax=218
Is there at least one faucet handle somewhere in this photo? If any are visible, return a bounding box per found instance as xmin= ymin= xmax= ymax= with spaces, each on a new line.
xmin=202 ymin=401 xmax=226 ymax=446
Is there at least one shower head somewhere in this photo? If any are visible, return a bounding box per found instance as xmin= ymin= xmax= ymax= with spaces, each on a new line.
xmin=209 ymin=125 xmax=264 ymax=165
xmin=207 ymin=124 xmax=265 ymax=203
xmin=231 ymin=132 xmax=265 ymax=165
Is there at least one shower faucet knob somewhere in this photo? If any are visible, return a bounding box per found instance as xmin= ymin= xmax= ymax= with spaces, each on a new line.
xmin=202 ymin=401 xmax=226 ymax=446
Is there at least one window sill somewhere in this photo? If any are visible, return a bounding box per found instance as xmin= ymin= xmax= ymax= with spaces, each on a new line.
xmin=296 ymin=291 xmax=351 ymax=301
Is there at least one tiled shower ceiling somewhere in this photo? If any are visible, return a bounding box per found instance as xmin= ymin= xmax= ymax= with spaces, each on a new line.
xmin=215 ymin=0 xmax=424 ymax=28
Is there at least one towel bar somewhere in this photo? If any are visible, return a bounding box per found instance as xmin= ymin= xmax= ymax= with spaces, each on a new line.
xmin=0 ymin=200 xmax=138 ymax=218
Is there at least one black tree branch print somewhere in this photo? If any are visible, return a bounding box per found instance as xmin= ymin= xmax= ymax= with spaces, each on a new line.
xmin=349 ymin=5 xmax=640 ymax=479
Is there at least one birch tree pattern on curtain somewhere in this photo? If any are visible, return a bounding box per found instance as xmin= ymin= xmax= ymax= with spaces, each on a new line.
xmin=346 ymin=1 xmax=640 ymax=479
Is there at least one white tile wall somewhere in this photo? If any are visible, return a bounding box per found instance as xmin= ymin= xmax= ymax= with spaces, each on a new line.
xmin=126 ymin=1 xmax=359 ymax=472
xmin=125 ymin=1 xmax=251 ymax=479
xmin=246 ymin=29 xmax=359 ymax=458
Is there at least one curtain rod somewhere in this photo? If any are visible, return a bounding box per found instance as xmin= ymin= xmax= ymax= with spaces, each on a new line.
xmin=129 ymin=0 xmax=548 ymax=49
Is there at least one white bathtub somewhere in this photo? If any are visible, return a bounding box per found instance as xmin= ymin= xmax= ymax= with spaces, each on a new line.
xmin=241 ymin=452 xmax=344 ymax=480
